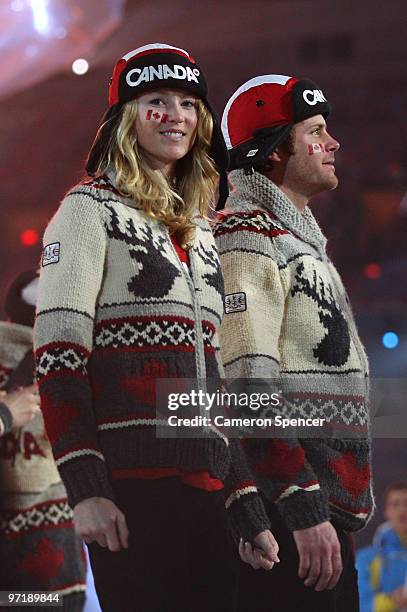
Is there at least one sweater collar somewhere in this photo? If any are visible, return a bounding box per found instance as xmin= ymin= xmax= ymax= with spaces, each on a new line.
xmin=227 ymin=169 xmax=327 ymax=251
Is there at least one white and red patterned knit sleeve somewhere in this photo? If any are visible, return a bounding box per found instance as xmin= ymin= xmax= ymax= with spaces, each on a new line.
xmin=34 ymin=187 xmax=114 ymax=508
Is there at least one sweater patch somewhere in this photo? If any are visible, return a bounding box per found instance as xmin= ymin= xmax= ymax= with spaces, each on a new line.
xmin=42 ymin=242 xmax=60 ymax=267
xmin=224 ymin=292 xmax=247 ymax=314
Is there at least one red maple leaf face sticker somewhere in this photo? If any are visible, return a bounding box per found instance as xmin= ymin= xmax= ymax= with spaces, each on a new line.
xmin=145 ymin=109 xmax=168 ymax=123
xmin=40 ymin=394 xmax=81 ymax=445
xmin=329 ymin=451 xmax=370 ymax=501
xmin=20 ymin=537 xmax=64 ymax=583
xmin=254 ymin=440 xmax=305 ymax=481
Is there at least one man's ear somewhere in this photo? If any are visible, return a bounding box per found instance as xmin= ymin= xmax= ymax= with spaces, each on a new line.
xmin=268 ymin=148 xmax=282 ymax=163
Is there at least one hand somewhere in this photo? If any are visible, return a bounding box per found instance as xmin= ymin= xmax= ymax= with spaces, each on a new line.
xmin=391 ymin=586 xmax=407 ymax=608
xmin=239 ymin=529 xmax=280 ymax=570
xmin=2 ymin=384 xmax=41 ymax=428
xmin=293 ymin=521 xmax=342 ymax=591
xmin=73 ymin=497 xmax=129 ymax=552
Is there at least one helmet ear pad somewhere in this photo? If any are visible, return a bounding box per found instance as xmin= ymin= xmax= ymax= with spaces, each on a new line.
xmin=228 ymin=124 xmax=292 ymax=171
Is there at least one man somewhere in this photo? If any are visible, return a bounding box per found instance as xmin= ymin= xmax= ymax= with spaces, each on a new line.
xmin=214 ymin=74 xmax=374 ymax=611
xmin=357 ymin=482 xmax=407 ymax=611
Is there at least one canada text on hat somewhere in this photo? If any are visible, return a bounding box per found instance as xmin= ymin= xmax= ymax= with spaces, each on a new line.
xmin=108 ymin=43 xmax=207 ymax=107
xmin=222 ymin=74 xmax=331 ymax=151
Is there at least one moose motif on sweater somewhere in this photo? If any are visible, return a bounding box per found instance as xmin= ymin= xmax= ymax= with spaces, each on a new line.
xmin=195 ymin=240 xmax=224 ymax=298
xmin=104 ymin=204 xmax=181 ymax=298
xmin=291 ymin=262 xmax=351 ymax=366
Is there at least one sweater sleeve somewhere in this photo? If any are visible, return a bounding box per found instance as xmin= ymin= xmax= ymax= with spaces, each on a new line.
xmin=215 ymin=211 xmax=330 ymax=531
xmin=223 ymin=437 xmax=271 ymax=543
xmin=34 ymin=187 xmax=115 ymax=508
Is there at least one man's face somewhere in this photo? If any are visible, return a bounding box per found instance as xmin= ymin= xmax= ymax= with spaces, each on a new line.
xmin=385 ymin=489 xmax=407 ymax=534
xmin=278 ymin=114 xmax=340 ymax=198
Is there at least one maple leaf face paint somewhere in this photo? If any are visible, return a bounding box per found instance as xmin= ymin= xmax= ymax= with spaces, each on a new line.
xmin=307 ymin=143 xmax=326 ymax=155
xmin=145 ymin=109 xmax=169 ymax=123
xmin=135 ymin=88 xmax=198 ymax=176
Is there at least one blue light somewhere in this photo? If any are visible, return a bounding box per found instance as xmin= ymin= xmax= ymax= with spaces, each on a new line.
xmin=382 ymin=332 xmax=399 ymax=349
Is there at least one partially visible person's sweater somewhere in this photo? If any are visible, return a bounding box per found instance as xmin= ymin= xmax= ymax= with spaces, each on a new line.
xmin=33 ymin=173 xmax=270 ymax=541
xmin=0 ymin=321 xmax=86 ymax=608
xmin=214 ymin=169 xmax=374 ymax=532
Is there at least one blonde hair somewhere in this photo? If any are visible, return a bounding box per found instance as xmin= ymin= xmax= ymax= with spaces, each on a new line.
xmin=91 ymin=99 xmax=218 ymax=246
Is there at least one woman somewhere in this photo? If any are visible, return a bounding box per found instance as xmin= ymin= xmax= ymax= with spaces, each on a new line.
xmin=34 ymin=43 xmax=278 ymax=612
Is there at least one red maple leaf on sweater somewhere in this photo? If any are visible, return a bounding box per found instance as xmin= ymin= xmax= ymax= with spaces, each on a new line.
xmin=329 ymin=451 xmax=370 ymax=501
xmin=20 ymin=537 xmax=64 ymax=582
xmin=121 ymin=358 xmax=169 ymax=407
xmin=254 ymin=440 xmax=305 ymax=481
xmin=40 ymin=394 xmax=81 ymax=445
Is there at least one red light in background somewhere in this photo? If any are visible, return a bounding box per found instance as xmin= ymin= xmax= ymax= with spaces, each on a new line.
xmin=20 ymin=229 xmax=39 ymax=247
xmin=364 ymin=263 xmax=381 ymax=279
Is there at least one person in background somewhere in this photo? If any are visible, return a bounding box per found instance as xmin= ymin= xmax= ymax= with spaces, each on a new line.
xmin=215 ymin=73 xmax=374 ymax=612
xmin=0 ymin=270 xmax=87 ymax=611
xmin=357 ymin=481 xmax=407 ymax=612
xmin=0 ymin=386 xmax=39 ymax=436
xmin=33 ymin=43 xmax=278 ymax=612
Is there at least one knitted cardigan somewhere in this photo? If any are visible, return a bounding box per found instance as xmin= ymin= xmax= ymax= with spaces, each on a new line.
xmin=214 ymin=169 xmax=374 ymax=532
xmin=33 ymin=173 xmax=270 ymax=542
xmin=0 ymin=321 xmax=86 ymax=605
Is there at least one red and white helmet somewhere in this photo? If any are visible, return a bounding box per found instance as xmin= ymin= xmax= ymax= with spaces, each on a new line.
xmin=222 ymin=74 xmax=331 ymax=169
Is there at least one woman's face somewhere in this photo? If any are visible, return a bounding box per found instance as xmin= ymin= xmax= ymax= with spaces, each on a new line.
xmin=135 ymin=88 xmax=199 ymax=177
